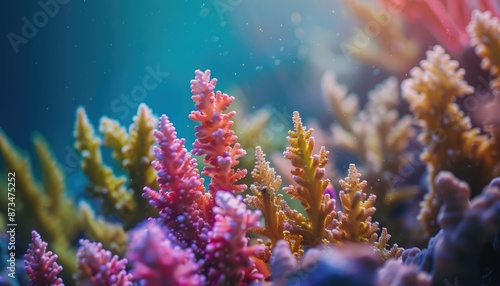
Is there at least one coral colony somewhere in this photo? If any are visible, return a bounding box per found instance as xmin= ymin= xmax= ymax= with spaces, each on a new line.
xmin=2 ymin=8 xmax=500 ymax=286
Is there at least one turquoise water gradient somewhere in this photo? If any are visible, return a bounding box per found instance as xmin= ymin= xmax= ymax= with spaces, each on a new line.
xmin=2 ymin=1 xmax=367 ymax=177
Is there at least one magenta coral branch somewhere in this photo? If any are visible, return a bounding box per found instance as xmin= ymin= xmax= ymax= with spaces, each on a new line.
xmin=127 ymin=220 xmax=204 ymax=286
xmin=143 ymin=115 xmax=209 ymax=251
xmin=76 ymin=239 xmax=133 ymax=286
xmin=24 ymin=231 xmax=64 ymax=286
xmin=189 ymin=69 xmax=247 ymax=197
xmin=205 ymin=192 xmax=264 ymax=285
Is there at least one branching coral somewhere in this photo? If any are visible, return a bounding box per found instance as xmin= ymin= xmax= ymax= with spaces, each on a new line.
xmin=189 ymin=69 xmax=247 ymax=197
xmin=244 ymin=146 xmax=286 ymax=260
xmin=205 ymin=192 xmax=264 ymax=285
xmin=141 ymin=69 xmax=264 ymax=285
xmin=403 ymin=44 xmax=500 ymax=235
xmin=331 ymin=164 xmax=379 ymax=243
xmin=282 ymin=111 xmax=336 ymax=247
xmin=321 ymin=72 xmax=417 ymax=243
xmin=24 ymin=231 xmax=64 ymax=286
xmin=126 ymin=220 xmax=204 ymax=286
xmin=142 ymin=114 xmax=209 ymax=255
xmin=331 ymin=164 xmax=403 ymax=259
xmin=76 ymin=239 xmax=133 ymax=286
xmin=74 ymin=103 xmax=158 ymax=226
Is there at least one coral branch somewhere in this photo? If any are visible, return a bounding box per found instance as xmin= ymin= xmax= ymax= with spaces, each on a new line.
xmin=403 ymin=45 xmax=500 ymax=236
xmin=143 ymin=115 xmax=209 ymax=253
xmin=332 ymin=164 xmax=379 ymax=243
xmin=244 ymin=146 xmax=286 ymax=258
xmin=283 ymin=111 xmax=335 ymax=246
xmin=189 ymin=69 xmax=247 ymax=197
xmin=126 ymin=220 xmax=204 ymax=286
xmin=468 ymin=10 xmax=500 ymax=90
xmin=205 ymin=192 xmax=264 ymax=285
xmin=24 ymin=231 xmax=64 ymax=286
xmin=76 ymin=239 xmax=133 ymax=286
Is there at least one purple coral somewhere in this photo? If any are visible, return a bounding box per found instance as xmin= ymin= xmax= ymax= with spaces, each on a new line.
xmin=143 ymin=114 xmax=210 ymax=252
xmin=76 ymin=239 xmax=132 ymax=286
xmin=403 ymin=172 xmax=500 ymax=285
xmin=204 ymin=192 xmax=264 ymax=285
xmin=126 ymin=220 xmax=204 ymax=286
xmin=24 ymin=230 xmax=64 ymax=286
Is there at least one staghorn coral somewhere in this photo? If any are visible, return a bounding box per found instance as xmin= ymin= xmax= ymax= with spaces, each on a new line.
xmin=321 ymin=71 xmax=416 ymax=192
xmin=331 ymin=164 xmax=403 ymax=259
xmin=0 ymin=131 xmax=79 ymax=280
xmin=320 ymin=71 xmax=420 ymax=247
xmin=140 ymin=69 xmax=264 ymax=285
xmin=126 ymin=220 xmax=204 ymax=286
xmin=74 ymin=103 xmax=158 ymax=226
xmin=331 ymin=164 xmax=378 ymax=243
xmin=24 ymin=231 xmax=64 ymax=286
xmin=189 ymin=69 xmax=247 ymax=198
xmin=142 ymin=114 xmax=210 ymax=257
xmin=76 ymin=239 xmax=133 ymax=286
xmin=468 ymin=10 xmax=500 ymax=90
xmin=244 ymin=146 xmax=286 ymax=261
xmin=205 ymin=192 xmax=264 ymax=285
xmin=403 ymin=172 xmax=500 ymax=285
xmin=403 ymin=44 xmax=500 ymax=235
xmin=282 ymin=111 xmax=336 ymax=247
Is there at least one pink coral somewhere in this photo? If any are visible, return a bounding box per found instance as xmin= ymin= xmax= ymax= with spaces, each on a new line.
xmin=24 ymin=230 xmax=64 ymax=286
xmin=76 ymin=239 xmax=133 ymax=286
xmin=143 ymin=115 xmax=210 ymax=251
xmin=379 ymin=0 xmax=499 ymax=55
xmin=126 ymin=220 xmax=204 ymax=286
xmin=204 ymin=192 xmax=264 ymax=285
xmin=189 ymin=69 xmax=247 ymax=197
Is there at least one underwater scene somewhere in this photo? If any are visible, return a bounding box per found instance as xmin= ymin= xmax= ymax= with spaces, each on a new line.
xmin=1 ymin=0 xmax=500 ymax=285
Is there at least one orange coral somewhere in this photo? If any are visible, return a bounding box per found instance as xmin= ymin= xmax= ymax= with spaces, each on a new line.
xmin=330 ymin=164 xmax=378 ymax=243
xmin=244 ymin=146 xmax=285 ymax=260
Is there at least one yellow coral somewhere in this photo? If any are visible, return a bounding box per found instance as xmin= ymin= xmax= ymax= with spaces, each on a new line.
xmin=74 ymin=107 xmax=136 ymax=221
xmin=331 ymin=164 xmax=378 ymax=243
xmin=74 ymin=104 xmax=158 ymax=226
xmin=0 ymin=130 xmax=79 ymax=280
xmin=403 ymin=45 xmax=500 ymax=235
xmin=245 ymin=147 xmax=285 ymax=244
xmin=282 ymin=111 xmax=335 ymax=246
xmin=468 ymin=10 xmax=500 ymax=90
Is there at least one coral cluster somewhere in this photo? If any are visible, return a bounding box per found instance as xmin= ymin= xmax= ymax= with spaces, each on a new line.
xmin=403 ymin=10 xmax=500 ymax=236
xmin=5 ymin=9 xmax=500 ymax=283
